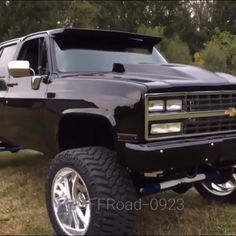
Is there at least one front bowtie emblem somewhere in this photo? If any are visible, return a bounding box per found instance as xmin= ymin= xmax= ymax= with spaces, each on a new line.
xmin=225 ymin=107 xmax=236 ymax=117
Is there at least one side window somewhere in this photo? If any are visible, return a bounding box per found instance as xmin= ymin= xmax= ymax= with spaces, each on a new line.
xmin=0 ymin=44 xmax=17 ymax=77
xmin=18 ymin=38 xmax=49 ymax=76
xmin=39 ymin=39 xmax=49 ymax=75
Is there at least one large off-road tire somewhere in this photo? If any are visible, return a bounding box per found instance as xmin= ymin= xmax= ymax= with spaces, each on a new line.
xmin=46 ymin=146 xmax=137 ymax=235
xmin=195 ymin=166 xmax=236 ymax=203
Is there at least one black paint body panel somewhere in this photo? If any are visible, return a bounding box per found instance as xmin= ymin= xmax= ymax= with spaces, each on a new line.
xmin=125 ymin=134 xmax=236 ymax=171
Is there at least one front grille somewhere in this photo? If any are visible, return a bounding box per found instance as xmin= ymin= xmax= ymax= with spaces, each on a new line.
xmin=183 ymin=93 xmax=236 ymax=135
xmin=145 ymin=91 xmax=236 ymax=141
xmin=184 ymin=93 xmax=236 ymax=112
xmin=184 ymin=116 xmax=236 ymax=134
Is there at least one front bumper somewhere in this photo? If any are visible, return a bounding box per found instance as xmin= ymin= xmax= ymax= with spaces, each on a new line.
xmin=124 ymin=134 xmax=236 ymax=172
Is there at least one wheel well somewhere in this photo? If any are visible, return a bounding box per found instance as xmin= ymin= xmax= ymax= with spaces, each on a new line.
xmin=58 ymin=114 xmax=114 ymax=151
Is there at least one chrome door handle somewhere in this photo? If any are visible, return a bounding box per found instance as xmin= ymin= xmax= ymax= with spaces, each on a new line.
xmin=7 ymin=82 xmax=18 ymax=87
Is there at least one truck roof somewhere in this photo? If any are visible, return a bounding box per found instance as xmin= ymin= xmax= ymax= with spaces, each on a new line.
xmin=0 ymin=28 xmax=162 ymax=47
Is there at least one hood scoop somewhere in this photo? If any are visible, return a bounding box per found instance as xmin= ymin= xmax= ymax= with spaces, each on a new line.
xmin=111 ymin=63 xmax=236 ymax=89
xmin=112 ymin=63 xmax=230 ymax=82
xmin=112 ymin=63 xmax=125 ymax=73
xmin=112 ymin=63 xmax=191 ymax=78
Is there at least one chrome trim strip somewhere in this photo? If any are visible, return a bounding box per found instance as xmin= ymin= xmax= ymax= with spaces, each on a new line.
xmin=145 ymin=91 xmax=236 ymax=141
xmin=147 ymin=130 xmax=236 ymax=141
xmin=148 ymin=110 xmax=227 ymax=121
xmin=145 ymin=93 xmax=149 ymax=141
xmin=147 ymin=90 xmax=236 ymax=98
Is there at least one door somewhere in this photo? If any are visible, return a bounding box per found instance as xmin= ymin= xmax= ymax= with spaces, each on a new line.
xmin=0 ymin=43 xmax=18 ymax=143
xmin=4 ymin=36 xmax=50 ymax=152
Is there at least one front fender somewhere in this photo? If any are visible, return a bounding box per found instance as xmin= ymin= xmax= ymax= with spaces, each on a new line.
xmin=62 ymin=108 xmax=116 ymax=127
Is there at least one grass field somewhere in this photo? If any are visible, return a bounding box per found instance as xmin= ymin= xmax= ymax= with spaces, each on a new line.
xmin=0 ymin=150 xmax=235 ymax=235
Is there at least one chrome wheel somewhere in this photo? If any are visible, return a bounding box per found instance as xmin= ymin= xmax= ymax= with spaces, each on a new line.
xmin=202 ymin=166 xmax=236 ymax=196
xmin=51 ymin=167 xmax=91 ymax=235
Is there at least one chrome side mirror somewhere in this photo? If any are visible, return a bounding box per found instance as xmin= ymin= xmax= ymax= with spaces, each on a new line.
xmin=8 ymin=60 xmax=32 ymax=77
xmin=31 ymin=76 xmax=43 ymax=90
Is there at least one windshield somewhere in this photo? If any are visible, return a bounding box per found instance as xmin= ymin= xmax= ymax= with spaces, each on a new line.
xmin=53 ymin=37 xmax=167 ymax=73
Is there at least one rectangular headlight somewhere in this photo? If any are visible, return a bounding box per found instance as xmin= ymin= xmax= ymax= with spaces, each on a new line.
xmin=150 ymin=122 xmax=182 ymax=134
xmin=166 ymin=99 xmax=182 ymax=111
xmin=148 ymin=100 xmax=164 ymax=112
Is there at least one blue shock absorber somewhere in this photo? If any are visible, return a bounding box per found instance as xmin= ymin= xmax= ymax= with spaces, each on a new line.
xmin=205 ymin=169 xmax=221 ymax=182
xmin=0 ymin=146 xmax=22 ymax=153
xmin=141 ymin=183 xmax=161 ymax=195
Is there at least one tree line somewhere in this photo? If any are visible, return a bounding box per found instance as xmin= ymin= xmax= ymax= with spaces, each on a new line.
xmin=0 ymin=0 xmax=235 ymax=74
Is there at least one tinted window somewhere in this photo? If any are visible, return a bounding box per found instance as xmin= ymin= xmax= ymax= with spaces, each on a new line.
xmin=0 ymin=44 xmax=17 ymax=77
xmin=53 ymin=36 xmax=167 ymax=73
xmin=18 ymin=38 xmax=49 ymax=75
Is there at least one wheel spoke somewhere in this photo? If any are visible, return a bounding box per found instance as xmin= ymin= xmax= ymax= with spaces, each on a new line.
xmin=211 ymin=183 xmax=223 ymax=192
xmin=224 ymin=182 xmax=234 ymax=189
xmin=72 ymin=174 xmax=78 ymax=201
xmin=63 ymin=176 xmax=72 ymax=199
xmin=76 ymin=206 xmax=88 ymax=227
xmin=63 ymin=224 xmax=84 ymax=234
xmin=84 ymin=204 xmax=90 ymax=223
xmin=72 ymin=210 xmax=81 ymax=229
xmin=67 ymin=211 xmax=73 ymax=227
xmin=57 ymin=182 xmax=66 ymax=194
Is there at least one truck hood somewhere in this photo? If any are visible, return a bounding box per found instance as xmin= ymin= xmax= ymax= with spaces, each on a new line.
xmin=111 ymin=63 xmax=236 ymax=92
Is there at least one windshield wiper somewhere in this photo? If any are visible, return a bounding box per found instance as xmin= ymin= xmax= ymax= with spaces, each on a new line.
xmin=61 ymin=71 xmax=110 ymax=78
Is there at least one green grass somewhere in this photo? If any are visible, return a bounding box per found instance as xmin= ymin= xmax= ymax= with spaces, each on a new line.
xmin=0 ymin=150 xmax=235 ymax=235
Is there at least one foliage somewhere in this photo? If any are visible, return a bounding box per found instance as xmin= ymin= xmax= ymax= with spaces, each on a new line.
xmin=138 ymin=26 xmax=191 ymax=64
xmin=57 ymin=1 xmax=98 ymax=28
xmin=0 ymin=1 xmax=59 ymax=40
xmin=201 ymin=42 xmax=228 ymax=72
xmin=211 ymin=0 xmax=236 ymax=35
xmin=198 ymin=30 xmax=236 ymax=74
xmin=193 ymin=52 xmax=205 ymax=68
xmin=94 ymin=1 xmax=150 ymax=32
xmin=161 ymin=36 xmax=192 ymax=64
xmin=0 ymin=0 xmax=235 ymax=74
xmin=137 ymin=25 xmax=165 ymax=38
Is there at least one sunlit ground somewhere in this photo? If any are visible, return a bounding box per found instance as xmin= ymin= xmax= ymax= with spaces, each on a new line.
xmin=0 ymin=151 xmax=235 ymax=235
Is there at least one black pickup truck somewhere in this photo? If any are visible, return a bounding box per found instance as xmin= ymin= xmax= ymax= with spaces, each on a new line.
xmin=0 ymin=28 xmax=236 ymax=235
